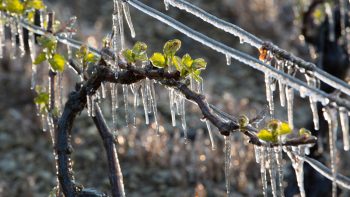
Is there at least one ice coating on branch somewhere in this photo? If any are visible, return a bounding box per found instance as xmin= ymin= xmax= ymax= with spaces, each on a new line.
xmin=226 ymin=54 xmax=231 ymax=65
xmin=128 ymin=0 xmax=345 ymax=108
xmin=323 ymin=107 xmax=338 ymax=197
xmin=286 ymin=87 xmax=294 ymax=130
xmin=305 ymin=74 xmax=319 ymax=130
xmin=122 ymin=2 xmax=136 ymax=38
xmin=166 ymin=0 xmax=263 ymax=48
xmin=112 ymin=142 xmax=126 ymax=197
xmin=339 ymin=107 xmax=349 ymax=151
xmin=259 ymin=146 xmax=268 ymax=197
xmin=224 ymin=136 xmax=232 ymax=196
xmin=122 ymin=85 xmax=129 ymax=125
xmin=205 ymin=120 xmax=216 ymax=150
xmin=264 ymin=74 xmax=274 ymax=117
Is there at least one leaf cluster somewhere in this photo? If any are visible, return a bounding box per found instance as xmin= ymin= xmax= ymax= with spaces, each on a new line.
xmin=0 ymin=0 xmax=45 ymax=16
xmin=76 ymin=45 xmax=99 ymax=69
xmin=257 ymin=119 xmax=292 ymax=142
xmin=34 ymin=36 xmax=66 ymax=72
xmin=34 ymin=85 xmax=49 ymax=114
xmin=122 ymin=39 xmax=207 ymax=82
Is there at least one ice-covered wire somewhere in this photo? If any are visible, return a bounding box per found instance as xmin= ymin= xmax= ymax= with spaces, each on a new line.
xmin=166 ymin=0 xmax=350 ymax=96
xmin=127 ymin=0 xmax=350 ymax=110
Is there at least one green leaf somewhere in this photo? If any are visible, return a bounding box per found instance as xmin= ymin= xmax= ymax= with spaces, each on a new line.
xmin=276 ymin=121 xmax=292 ymax=135
xmin=84 ymin=53 xmax=98 ymax=63
xmin=26 ymin=0 xmax=45 ymax=10
xmin=37 ymin=36 xmax=57 ymax=52
xmin=34 ymin=92 xmax=49 ymax=105
xmin=132 ymin=41 xmax=147 ymax=55
xmin=182 ymin=54 xmax=193 ymax=68
xmin=192 ymin=58 xmax=207 ymax=70
xmin=150 ymin=52 xmax=166 ymax=68
xmin=191 ymin=69 xmax=202 ymax=82
xmin=5 ymin=0 xmax=24 ymax=14
xmin=122 ymin=49 xmax=135 ymax=63
xmin=257 ymin=129 xmax=275 ymax=142
xmin=49 ymin=53 xmax=65 ymax=72
xmin=172 ymin=56 xmax=182 ymax=71
xmin=76 ymin=45 xmax=88 ymax=59
xmin=33 ymin=52 xmax=47 ymax=65
xmin=163 ymin=39 xmax=181 ymax=57
xmin=299 ymin=128 xmax=312 ymax=137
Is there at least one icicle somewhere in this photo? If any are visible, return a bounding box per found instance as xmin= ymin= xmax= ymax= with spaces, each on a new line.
xmin=254 ymin=145 xmax=260 ymax=163
xmin=277 ymin=60 xmax=286 ymax=107
xmin=91 ymin=95 xmax=96 ymax=117
xmin=164 ymin=0 xmax=170 ymax=10
xmin=268 ymin=148 xmax=277 ymax=197
xmin=260 ymin=146 xmax=268 ymax=197
xmin=205 ymin=120 xmax=216 ymax=150
xmin=57 ymin=72 xmax=63 ymax=112
xmin=190 ymin=76 xmax=194 ymax=90
xmin=181 ymin=96 xmax=187 ymax=142
xmin=41 ymin=114 xmax=48 ymax=132
xmin=286 ymin=87 xmax=294 ymax=130
xmin=264 ymin=74 xmax=274 ymax=117
xmin=306 ymin=74 xmax=319 ymax=130
xmin=131 ymin=83 xmax=140 ymax=127
xmin=323 ymin=107 xmax=338 ymax=197
xmin=141 ymin=83 xmax=149 ymax=124
xmin=149 ymin=80 xmax=160 ymax=135
xmin=113 ymin=0 xmax=122 ymax=54
xmin=122 ymin=85 xmax=129 ymax=125
xmin=226 ymin=54 xmax=231 ymax=65
xmin=224 ymin=135 xmax=232 ymax=196
xmin=10 ymin=22 xmax=17 ymax=59
xmin=339 ymin=107 xmax=349 ymax=151
xmin=87 ymin=95 xmax=92 ymax=117
xmin=17 ymin=24 xmax=25 ymax=57
xmin=28 ymin=31 xmax=37 ymax=90
xmin=117 ymin=0 xmax=125 ymax=50
xmin=325 ymin=3 xmax=335 ymax=42
xmin=169 ymin=89 xmax=176 ymax=126
xmin=110 ymin=83 xmax=117 ymax=133
xmin=122 ymin=2 xmax=136 ymax=38
xmin=0 ymin=14 xmax=3 ymax=59
xmin=278 ymin=80 xmax=286 ymax=107
xmin=275 ymin=146 xmax=284 ymax=197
